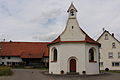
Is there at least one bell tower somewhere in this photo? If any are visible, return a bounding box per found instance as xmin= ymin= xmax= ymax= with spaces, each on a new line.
xmin=49 ymin=3 xmax=100 ymax=75
xmin=67 ymin=3 xmax=77 ymax=19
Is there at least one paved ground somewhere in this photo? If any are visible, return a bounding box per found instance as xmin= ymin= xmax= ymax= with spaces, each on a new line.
xmin=0 ymin=69 xmax=120 ymax=80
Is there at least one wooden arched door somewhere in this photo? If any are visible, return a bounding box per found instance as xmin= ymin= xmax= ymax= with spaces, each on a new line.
xmin=70 ymin=59 xmax=76 ymax=72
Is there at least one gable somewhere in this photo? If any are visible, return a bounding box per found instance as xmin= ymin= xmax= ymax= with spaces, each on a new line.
xmin=67 ymin=3 xmax=77 ymax=12
xmin=60 ymin=19 xmax=86 ymax=41
xmin=97 ymin=31 xmax=120 ymax=48
xmin=48 ymin=3 xmax=100 ymax=46
xmin=98 ymin=31 xmax=120 ymax=43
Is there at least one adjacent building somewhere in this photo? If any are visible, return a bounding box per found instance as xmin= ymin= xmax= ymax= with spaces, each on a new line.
xmin=97 ymin=30 xmax=120 ymax=70
xmin=48 ymin=3 xmax=100 ymax=75
xmin=0 ymin=42 xmax=49 ymax=67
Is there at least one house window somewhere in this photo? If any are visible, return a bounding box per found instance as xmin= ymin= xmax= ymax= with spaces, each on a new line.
xmin=108 ymin=52 xmax=113 ymax=58
xmin=100 ymin=62 xmax=103 ymax=67
xmin=72 ymin=26 xmax=74 ymax=29
xmin=118 ymin=52 xmax=120 ymax=58
xmin=89 ymin=49 xmax=94 ymax=61
xmin=7 ymin=62 xmax=10 ymax=65
xmin=2 ymin=62 xmax=4 ymax=65
xmin=89 ymin=48 xmax=96 ymax=62
xmin=8 ymin=56 xmax=11 ymax=59
xmin=112 ymin=42 xmax=116 ymax=48
xmin=105 ymin=34 xmax=108 ymax=40
xmin=52 ymin=48 xmax=57 ymax=62
xmin=99 ymin=53 xmax=101 ymax=59
xmin=2 ymin=57 xmax=5 ymax=59
xmin=112 ymin=62 xmax=120 ymax=66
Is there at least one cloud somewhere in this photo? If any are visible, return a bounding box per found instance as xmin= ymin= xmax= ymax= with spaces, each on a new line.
xmin=0 ymin=0 xmax=120 ymax=42
xmin=32 ymin=32 xmax=58 ymax=42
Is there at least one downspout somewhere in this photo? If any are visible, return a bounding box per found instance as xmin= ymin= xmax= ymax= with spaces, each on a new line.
xmin=84 ymin=43 xmax=87 ymax=74
xmin=98 ymin=45 xmax=101 ymax=74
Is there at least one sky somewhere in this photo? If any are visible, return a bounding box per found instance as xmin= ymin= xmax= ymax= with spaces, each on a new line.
xmin=0 ymin=0 xmax=120 ymax=42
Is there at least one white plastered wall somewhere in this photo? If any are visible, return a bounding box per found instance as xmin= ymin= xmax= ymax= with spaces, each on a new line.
xmin=98 ymin=32 xmax=120 ymax=70
xmin=85 ymin=44 xmax=99 ymax=74
xmin=49 ymin=43 xmax=87 ymax=74
xmin=60 ymin=19 xmax=85 ymax=41
xmin=49 ymin=44 xmax=61 ymax=74
xmin=59 ymin=43 xmax=86 ymax=74
xmin=0 ymin=56 xmax=22 ymax=65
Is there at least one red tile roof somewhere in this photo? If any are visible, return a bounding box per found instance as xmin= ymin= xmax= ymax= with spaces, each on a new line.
xmin=85 ymin=35 xmax=100 ymax=44
xmin=49 ymin=35 xmax=100 ymax=45
xmin=0 ymin=42 xmax=50 ymax=58
xmin=48 ymin=24 xmax=100 ymax=46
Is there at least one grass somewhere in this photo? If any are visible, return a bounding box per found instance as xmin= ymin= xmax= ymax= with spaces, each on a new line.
xmin=0 ymin=66 xmax=13 ymax=76
xmin=100 ymin=70 xmax=120 ymax=73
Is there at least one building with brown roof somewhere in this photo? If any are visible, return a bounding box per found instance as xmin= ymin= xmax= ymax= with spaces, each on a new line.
xmin=0 ymin=42 xmax=49 ymax=67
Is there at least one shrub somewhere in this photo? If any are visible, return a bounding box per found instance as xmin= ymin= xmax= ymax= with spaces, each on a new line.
xmin=105 ymin=68 xmax=109 ymax=71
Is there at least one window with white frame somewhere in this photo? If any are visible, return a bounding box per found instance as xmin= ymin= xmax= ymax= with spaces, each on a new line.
xmin=89 ymin=48 xmax=97 ymax=62
xmin=53 ymin=49 xmax=57 ymax=61
xmin=89 ymin=48 xmax=94 ymax=61
xmin=105 ymin=34 xmax=108 ymax=40
xmin=112 ymin=62 xmax=120 ymax=66
xmin=51 ymin=48 xmax=57 ymax=62
xmin=2 ymin=57 xmax=5 ymax=59
xmin=112 ymin=42 xmax=116 ymax=48
xmin=8 ymin=56 xmax=11 ymax=59
xmin=100 ymin=62 xmax=103 ymax=67
xmin=2 ymin=62 xmax=4 ymax=65
xmin=108 ymin=52 xmax=113 ymax=58
xmin=118 ymin=52 xmax=120 ymax=58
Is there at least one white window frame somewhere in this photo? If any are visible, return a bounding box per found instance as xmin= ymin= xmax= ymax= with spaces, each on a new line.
xmin=112 ymin=42 xmax=116 ymax=48
xmin=105 ymin=34 xmax=108 ymax=40
xmin=112 ymin=62 xmax=120 ymax=67
xmin=108 ymin=52 xmax=113 ymax=59
xmin=118 ymin=52 xmax=120 ymax=58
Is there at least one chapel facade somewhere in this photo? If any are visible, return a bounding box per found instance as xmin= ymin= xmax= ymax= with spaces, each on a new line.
xmin=48 ymin=3 xmax=100 ymax=75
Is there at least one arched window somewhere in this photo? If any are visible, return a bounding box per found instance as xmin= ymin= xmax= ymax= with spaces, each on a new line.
xmin=89 ymin=48 xmax=97 ymax=63
xmin=53 ymin=48 xmax=57 ymax=61
xmin=70 ymin=9 xmax=74 ymax=16
xmin=89 ymin=49 xmax=94 ymax=61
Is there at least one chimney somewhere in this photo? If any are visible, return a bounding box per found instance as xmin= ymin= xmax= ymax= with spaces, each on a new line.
xmin=112 ymin=33 xmax=114 ymax=37
xmin=10 ymin=40 xmax=12 ymax=43
xmin=102 ymin=28 xmax=105 ymax=32
xmin=3 ymin=39 xmax=5 ymax=42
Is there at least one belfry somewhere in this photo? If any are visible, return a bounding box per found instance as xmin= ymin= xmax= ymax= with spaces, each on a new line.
xmin=48 ymin=3 xmax=100 ymax=75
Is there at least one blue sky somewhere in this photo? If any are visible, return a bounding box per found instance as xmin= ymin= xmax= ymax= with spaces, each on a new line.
xmin=0 ymin=0 xmax=120 ymax=42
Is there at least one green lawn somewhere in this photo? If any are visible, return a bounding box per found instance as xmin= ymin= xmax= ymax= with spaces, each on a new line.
xmin=0 ymin=66 xmax=13 ymax=76
xmin=101 ymin=70 xmax=120 ymax=73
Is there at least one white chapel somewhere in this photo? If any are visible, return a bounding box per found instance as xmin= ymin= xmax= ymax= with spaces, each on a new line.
xmin=48 ymin=3 xmax=100 ymax=75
